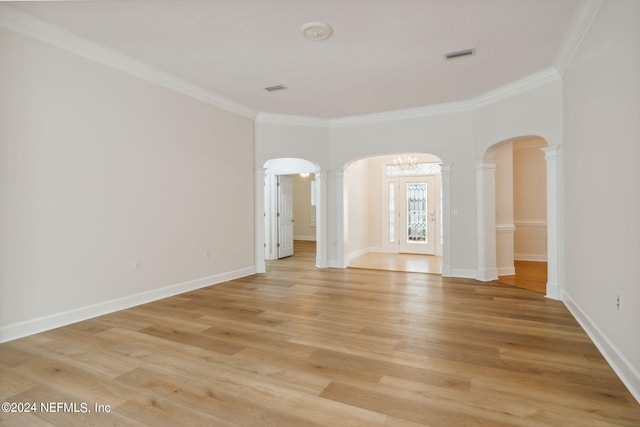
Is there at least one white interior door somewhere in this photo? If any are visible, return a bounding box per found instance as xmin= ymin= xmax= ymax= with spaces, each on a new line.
xmin=277 ymin=175 xmax=294 ymax=258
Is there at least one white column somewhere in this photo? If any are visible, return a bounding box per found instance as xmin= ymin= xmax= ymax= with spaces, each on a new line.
xmin=440 ymin=163 xmax=453 ymax=276
xmin=315 ymin=170 xmax=328 ymax=268
xmin=254 ymin=167 xmax=266 ymax=273
xmin=476 ymin=161 xmax=498 ymax=281
xmin=328 ymin=170 xmax=347 ymax=268
xmin=541 ymin=146 xmax=561 ymax=300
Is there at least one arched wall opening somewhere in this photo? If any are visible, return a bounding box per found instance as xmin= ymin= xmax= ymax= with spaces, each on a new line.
xmin=478 ymin=136 xmax=561 ymax=299
xmin=256 ymin=158 xmax=326 ymax=273
xmin=341 ymin=152 xmax=452 ymax=275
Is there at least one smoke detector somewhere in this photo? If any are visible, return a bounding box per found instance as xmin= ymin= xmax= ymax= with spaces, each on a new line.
xmin=301 ymin=22 xmax=333 ymax=41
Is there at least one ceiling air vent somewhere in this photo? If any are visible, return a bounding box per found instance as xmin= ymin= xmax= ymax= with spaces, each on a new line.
xmin=444 ymin=48 xmax=475 ymax=60
xmin=265 ymin=84 xmax=287 ymax=92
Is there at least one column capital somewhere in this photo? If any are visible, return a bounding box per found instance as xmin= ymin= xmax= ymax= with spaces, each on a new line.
xmin=475 ymin=161 xmax=497 ymax=171
xmin=541 ymin=145 xmax=561 ymax=159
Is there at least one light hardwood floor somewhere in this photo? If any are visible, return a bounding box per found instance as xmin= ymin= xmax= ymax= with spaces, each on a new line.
xmin=496 ymin=261 xmax=548 ymax=294
xmin=349 ymin=252 xmax=442 ymax=275
xmin=348 ymin=249 xmax=546 ymax=296
xmin=1 ymin=241 xmax=639 ymax=426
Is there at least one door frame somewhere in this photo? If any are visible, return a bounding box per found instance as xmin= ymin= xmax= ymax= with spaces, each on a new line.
xmin=381 ymin=168 xmax=442 ymax=256
xmin=257 ymin=158 xmax=325 ymax=270
xmin=477 ymin=139 xmax=561 ymax=300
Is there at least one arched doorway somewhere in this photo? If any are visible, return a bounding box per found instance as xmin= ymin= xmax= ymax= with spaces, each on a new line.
xmin=256 ymin=158 xmax=326 ymax=272
xmin=478 ymin=136 xmax=561 ymax=299
xmin=492 ymin=137 xmax=548 ymax=293
xmin=343 ymin=153 xmax=448 ymax=275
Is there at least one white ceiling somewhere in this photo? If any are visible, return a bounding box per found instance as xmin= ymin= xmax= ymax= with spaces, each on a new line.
xmin=7 ymin=0 xmax=581 ymax=119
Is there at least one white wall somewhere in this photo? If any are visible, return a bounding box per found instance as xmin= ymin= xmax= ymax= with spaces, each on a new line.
xmin=345 ymin=159 xmax=372 ymax=257
xmin=292 ymin=175 xmax=315 ymax=240
xmin=562 ymin=0 xmax=640 ymax=400
xmin=331 ymin=112 xmax=478 ymax=273
xmin=255 ymin=79 xmax=563 ymax=277
xmin=494 ymin=143 xmax=515 ymax=275
xmin=513 ymin=139 xmax=547 ymax=261
xmin=255 ymin=119 xmax=330 ymax=170
xmin=474 ymin=77 xmax=564 ymax=154
xmin=0 ymin=28 xmax=255 ymax=341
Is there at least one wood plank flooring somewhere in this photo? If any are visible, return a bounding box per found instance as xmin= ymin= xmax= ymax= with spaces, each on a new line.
xmin=349 ymin=252 xmax=442 ymax=275
xmin=349 ymin=249 xmax=545 ymax=296
xmin=496 ymin=261 xmax=548 ymax=294
xmin=2 ymin=242 xmax=639 ymax=426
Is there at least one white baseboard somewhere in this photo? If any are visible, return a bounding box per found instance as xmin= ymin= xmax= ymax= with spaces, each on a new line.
xmin=346 ymin=247 xmax=385 ymax=262
xmin=349 ymin=248 xmax=368 ymax=261
xmin=294 ymin=236 xmax=316 ymax=241
xmin=475 ymin=268 xmax=498 ymax=282
xmin=545 ymin=281 xmax=561 ymax=300
xmin=563 ymin=292 xmax=640 ymax=404
xmin=515 ymin=254 xmax=548 ymax=262
xmin=0 ymin=266 xmax=256 ymax=344
xmin=366 ymin=247 xmax=387 ymax=253
xmin=497 ymin=267 xmax=516 ymax=276
xmin=441 ymin=264 xmax=452 ymax=276
xmin=443 ymin=269 xmax=477 ymax=279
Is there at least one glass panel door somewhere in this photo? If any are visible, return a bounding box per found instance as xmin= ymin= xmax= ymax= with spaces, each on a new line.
xmin=398 ymin=178 xmax=436 ymax=255
xmin=406 ymin=182 xmax=427 ymax=243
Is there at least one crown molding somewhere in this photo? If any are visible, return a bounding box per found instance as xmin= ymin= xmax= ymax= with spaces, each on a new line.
xmin=467 ymin=68 xmax=561 ymax=109
xmin=330 ymin=101 xmax=469 ymax=128
xmin=330 ymin=67 xmax=561 ymax=128
xmin=255 ymin=67 xmax=560 ymax=129
xmin=554 ymin=0 xmax=604 ymax=76
xmin=0 ymin=5 xmax=257 ymax=119
xmin=0 ymin=3 xmax=573 ymax=127
xmin=255 ymin=113 xmax=330 ymax=128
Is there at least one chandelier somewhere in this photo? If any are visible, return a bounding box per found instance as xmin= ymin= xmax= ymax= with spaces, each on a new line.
xmin=392 ymin=155 xmax=418 ymax=171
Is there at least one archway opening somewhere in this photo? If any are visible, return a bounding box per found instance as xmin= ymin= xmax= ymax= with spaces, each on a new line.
xmin=343 ymin=152 xmax=445 ymax=275
xmin=482 ymin=136 xmax=553 ymax=295
xmin=261 ymin=158 xmax=322 ymax=271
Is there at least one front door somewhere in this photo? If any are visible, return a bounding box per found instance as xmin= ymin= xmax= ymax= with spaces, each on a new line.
xmin=384 ymin=176 xmax=439 ymax=255
xmin=399 ymin=179 xmax=435 ymax=254
xmin=277 ymin=175 xmax=294 ymax=258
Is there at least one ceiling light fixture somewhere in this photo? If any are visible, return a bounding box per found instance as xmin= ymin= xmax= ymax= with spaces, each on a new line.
xmin=444 ymin=48 xmax=475 ymax=60
xmin=392 ymin=155 xmax=418 ymax=171
xmin=301 ymin=22 xmax=333 ymax=41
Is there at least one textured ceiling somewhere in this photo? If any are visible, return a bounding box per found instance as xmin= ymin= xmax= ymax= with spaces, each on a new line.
xmin=7 ymin=0 xmax=581 ymax=119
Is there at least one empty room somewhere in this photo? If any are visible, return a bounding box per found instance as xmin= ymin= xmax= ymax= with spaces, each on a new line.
xmin=1 ymin=1 xmax=639 ymax=425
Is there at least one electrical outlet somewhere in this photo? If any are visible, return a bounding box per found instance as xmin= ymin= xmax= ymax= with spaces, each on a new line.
xmin=134 ymin=259 xmax=142 ymax=271
xmin=616 ymin=295 xmax=621 ymax=311
xmin=205 ymin=249 xmax=211 ymax=259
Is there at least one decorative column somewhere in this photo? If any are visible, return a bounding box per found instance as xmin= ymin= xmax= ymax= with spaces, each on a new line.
xmin=255 ymin=167 xmax=266 ymax=273
xmin=541 ymin=146 xmax=561 ymax=300
xmin=328 ymin=170 xmax=347 ymax=268
xmin=314 ymin=170 xmax=328 ymax=268
xmin=476 ymin=161 xmax=498 ymax=281
xmin=440 ymin=163 xmax=453 ymax=277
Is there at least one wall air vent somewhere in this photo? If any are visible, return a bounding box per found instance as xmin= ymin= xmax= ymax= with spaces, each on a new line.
xmin=265 ymin=84 xmax=287 ymax=92
xmin=444 ymin=48 xmax=475 ymax=60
